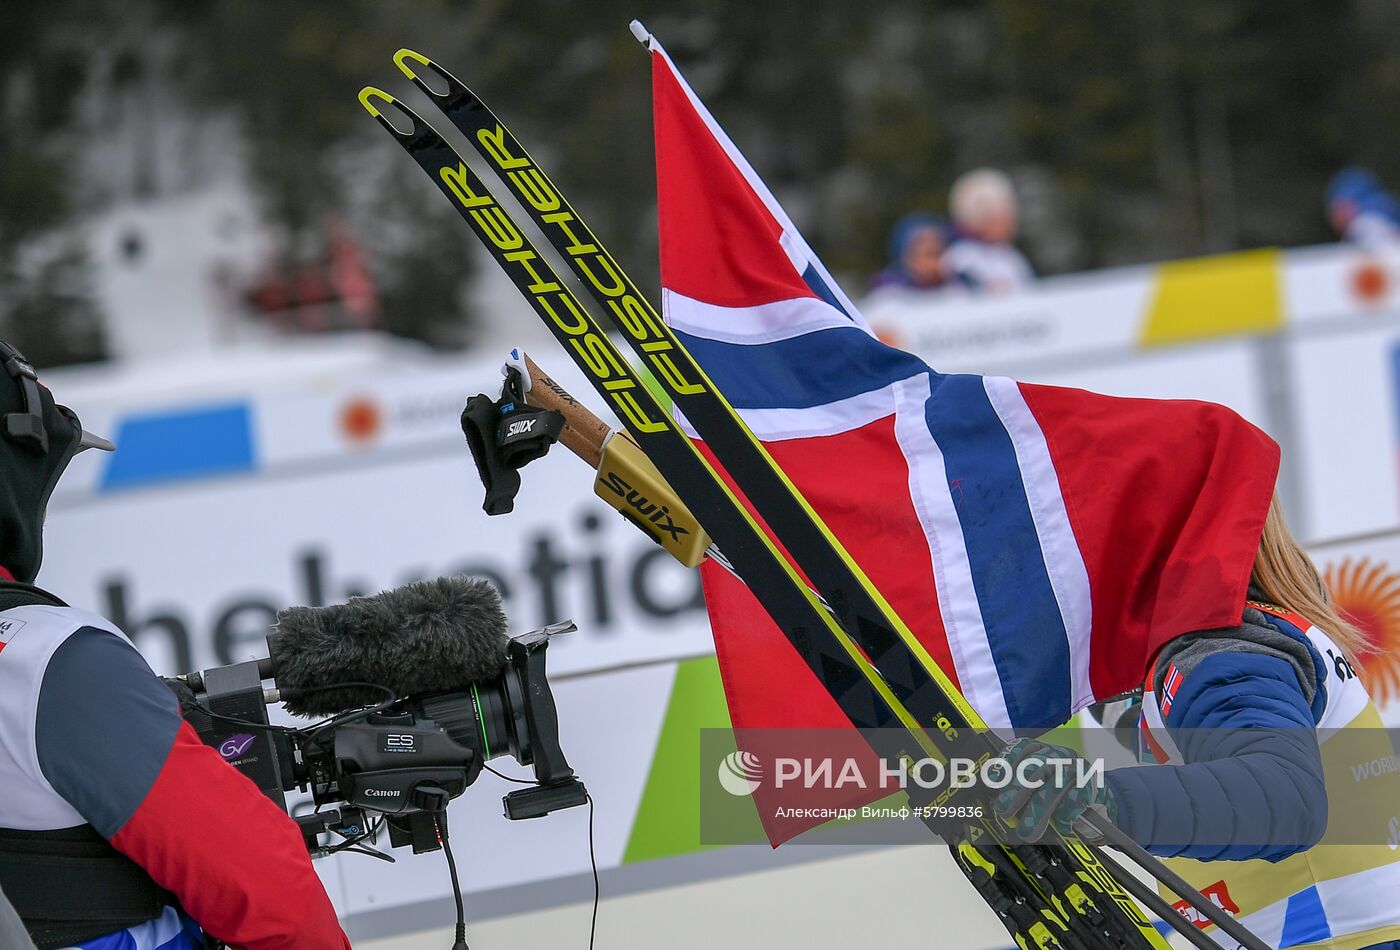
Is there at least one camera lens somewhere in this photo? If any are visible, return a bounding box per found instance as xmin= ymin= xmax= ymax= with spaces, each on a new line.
xmin=414 ymin=668 xmax=530 ymax=772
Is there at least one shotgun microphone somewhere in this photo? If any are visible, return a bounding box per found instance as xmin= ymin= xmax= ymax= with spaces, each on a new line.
xmin=267 ymin=575 xmax=509 ymax=716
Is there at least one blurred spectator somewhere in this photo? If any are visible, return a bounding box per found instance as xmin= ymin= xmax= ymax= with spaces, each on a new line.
xmin=1326 ymin=167 xmax=1400 ymax=247
xmin=246 ymin=221 xmax=380 ymax=334
xmin=944 ymin=168 xmax=1035 ymax=294
xmin=871 ymin=213 xmax=962 ymax=291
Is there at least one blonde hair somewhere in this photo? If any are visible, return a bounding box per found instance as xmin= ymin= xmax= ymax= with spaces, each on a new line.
xmin=1251 ymin=493 xmax=1369 ymax=665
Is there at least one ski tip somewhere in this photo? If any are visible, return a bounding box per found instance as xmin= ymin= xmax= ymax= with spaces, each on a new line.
xmin=393 ymin=48 xmax=431 ymax=80
xmin=628 ymin=20 xmax=653 ymax=48
xmin=358 ymin=87 xmax=416 ymax=136
xmin=357 ymin=86 xmax=396 ymax=119
xmin=393 ymin=47 xmax=456 ymax=98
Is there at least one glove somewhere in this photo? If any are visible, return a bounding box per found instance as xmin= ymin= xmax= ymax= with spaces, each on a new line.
xmin=990 ymin=737 xmax=1117 ymax=843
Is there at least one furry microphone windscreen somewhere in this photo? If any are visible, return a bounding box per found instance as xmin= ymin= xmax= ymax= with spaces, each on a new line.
xmin=270 ymin=575 xmax=509 ymax=716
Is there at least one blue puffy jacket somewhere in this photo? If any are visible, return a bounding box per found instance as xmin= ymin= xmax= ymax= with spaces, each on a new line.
xmin=1105 ymin=604 xmax=1329 ymax=863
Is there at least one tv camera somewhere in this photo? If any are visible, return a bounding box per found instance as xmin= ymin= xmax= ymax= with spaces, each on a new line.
xmin=171 ymin=576 xmax=587 ymax=859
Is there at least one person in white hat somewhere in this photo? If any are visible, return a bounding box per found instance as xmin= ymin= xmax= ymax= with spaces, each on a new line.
xmin=944 ymin=168 xmax=1035 ymax=294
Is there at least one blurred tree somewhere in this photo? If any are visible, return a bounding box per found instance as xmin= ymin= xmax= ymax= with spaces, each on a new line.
xmin=994 ymin=0 xmax=1395 ymax=268
xmin=0 ymin=1 xmax=109 ymax=365
xmin=2 ymin=246 xmax=106 ymax=368
xmin=170 ymin=0 xmax=483 ymax=346
xmin=6 ymin=0 xmax=1400 ymax=366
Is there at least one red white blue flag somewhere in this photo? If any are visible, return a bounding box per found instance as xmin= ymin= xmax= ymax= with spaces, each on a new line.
xmin=643 ymin=30 xmax=1279 ymax=756
xmin=1160 ymin=663 xmax=1185 ymax=718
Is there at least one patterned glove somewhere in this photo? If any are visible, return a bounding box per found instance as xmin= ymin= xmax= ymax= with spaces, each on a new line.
xmin=990 ymin=737 xmax=1117 ymax=843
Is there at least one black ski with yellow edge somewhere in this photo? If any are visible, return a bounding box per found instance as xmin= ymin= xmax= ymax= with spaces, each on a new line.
xmin=383 ymin=50 xmax=1215 ymax=949
xmin=390 ymin=50 xmax=984 ymax=750
xmin=358 ymin=87 xmax=1122 ymax=950
xmin=359 ymin=71 xmax=1224 ymax=950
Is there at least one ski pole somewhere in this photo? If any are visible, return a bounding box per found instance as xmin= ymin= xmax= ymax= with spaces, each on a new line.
xmin=1080 ymin=813 xmax=1270 ymax=950
xmin=1081 ymin=846 xmax=1224 ymax=950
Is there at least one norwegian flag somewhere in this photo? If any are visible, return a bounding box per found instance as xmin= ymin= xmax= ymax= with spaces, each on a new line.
xmin=1160 ymin=663 xmax=1185 ymax=718
xmin=642 ymin=29 xmax=1279 ymax=839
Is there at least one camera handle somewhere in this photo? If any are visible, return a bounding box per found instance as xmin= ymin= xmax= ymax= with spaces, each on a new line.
xmin=501 ymin=625 xmax=589 ymax=819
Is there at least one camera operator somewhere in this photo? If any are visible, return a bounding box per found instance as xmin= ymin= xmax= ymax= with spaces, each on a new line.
xmin=0 ymin=343 xmax=350 ymax=949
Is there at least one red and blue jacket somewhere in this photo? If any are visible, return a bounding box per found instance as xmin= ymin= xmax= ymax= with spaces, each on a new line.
xmin=0 ymin=577 xmax=349 ymax=949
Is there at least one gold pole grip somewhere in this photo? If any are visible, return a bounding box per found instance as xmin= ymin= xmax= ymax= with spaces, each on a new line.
xmin=595 ymin=434 xmax=711 ymax=569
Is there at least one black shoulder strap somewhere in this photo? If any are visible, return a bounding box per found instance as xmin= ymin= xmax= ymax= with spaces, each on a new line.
xmin=0 ymin=826 xmax=178 ymax=949
xmin=0 ymin=581 xmax=66 ymax=613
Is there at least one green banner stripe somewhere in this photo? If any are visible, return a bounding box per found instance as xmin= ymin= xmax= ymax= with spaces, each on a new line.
xmin=623 ymin=656 xmax=733 ymax=863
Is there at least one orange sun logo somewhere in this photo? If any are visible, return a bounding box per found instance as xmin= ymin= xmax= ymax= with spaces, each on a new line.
xmin=1324 ymin=557 xmax=1400 ymax=706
